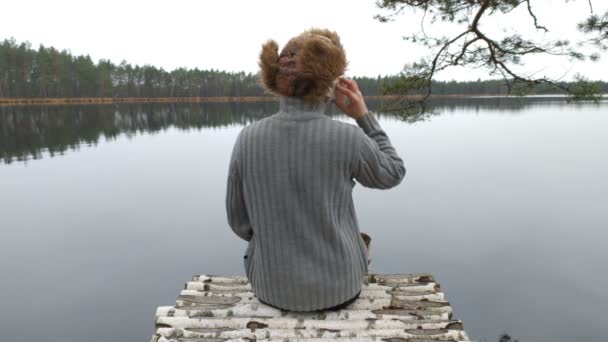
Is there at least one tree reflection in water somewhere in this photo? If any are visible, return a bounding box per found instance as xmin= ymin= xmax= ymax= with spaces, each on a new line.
xmin=0 ymin=97 xmax=596 ymax=164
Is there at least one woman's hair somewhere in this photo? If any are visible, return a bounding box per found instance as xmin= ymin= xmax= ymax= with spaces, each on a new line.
xmin=258 ymin=28 xmax=348 ymax=104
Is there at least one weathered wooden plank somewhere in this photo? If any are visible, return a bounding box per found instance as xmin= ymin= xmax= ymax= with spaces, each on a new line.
xmin=170 ymin=307 xmax=450 ymax=321
xmin=157 ymin=306 xmax=450 ymax=321
xmin=183 ymin=282 xmax=439 ymax=294
xmin=173 ymin=297 xmax=451 ymax=313
xmin=185 ymin=283 xmax=252 ymax=292
xmin=172 ymin=302 xmax=451 ymax=315
xmin=192 ymin=274 xmax=436 ymax=285
xmin=193 ymin=276 xmax=249 ymax=284
xmin=154 ymin=327 xmax=469 ymax=340
xmin=177 ymin=295 xmax=243 ymax=305
xmin=155 ymin=316 xmax=463 ymax=331
xmin=155 ymin=316 xmax=462 ymax=331
xmin=366 ymin=273 xmax=436 ymax=284
xmin=178 ymin=289 xmax=446 ymax=302
xmin=154 ymin=338 xmax=468 ymax=342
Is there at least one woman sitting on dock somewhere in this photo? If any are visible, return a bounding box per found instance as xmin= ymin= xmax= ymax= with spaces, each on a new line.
xmin=226 ymin=28 xmax=406 ymax=312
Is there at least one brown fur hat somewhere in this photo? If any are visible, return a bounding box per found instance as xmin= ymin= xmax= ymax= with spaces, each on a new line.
xmin=258 ymin=28 xmax=348 ymax=104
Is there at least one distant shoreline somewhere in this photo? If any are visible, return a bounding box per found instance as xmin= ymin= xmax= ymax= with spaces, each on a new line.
xmin=0 ymin=94 xmax=589 ymax=107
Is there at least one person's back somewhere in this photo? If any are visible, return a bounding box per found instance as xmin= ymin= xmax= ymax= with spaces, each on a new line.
xmin=226 ymin=28 xmax=406 ymax=311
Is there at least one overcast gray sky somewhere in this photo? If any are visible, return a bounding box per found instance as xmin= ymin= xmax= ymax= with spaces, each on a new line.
xmin=2 ymin=0 xmax=606 ymax=81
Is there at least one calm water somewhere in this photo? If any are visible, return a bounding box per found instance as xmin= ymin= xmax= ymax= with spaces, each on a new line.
xmin=1 ymin=98 xmax=607 ymax=342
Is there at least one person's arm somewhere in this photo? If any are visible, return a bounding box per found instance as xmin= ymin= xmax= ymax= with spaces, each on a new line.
xmin=334 ymin=77 xmax=406 ymax=189
xmin=353 ymin=113 xmax=405 ymax=189
xmin=225 ymin=133 xmax=253 ymax=241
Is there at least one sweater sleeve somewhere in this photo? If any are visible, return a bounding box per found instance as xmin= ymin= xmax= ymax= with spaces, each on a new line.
xmin=225 ymin=133 xmax=253 ymax=242
xmin=352 ymin=112 xmax=406 ymax=189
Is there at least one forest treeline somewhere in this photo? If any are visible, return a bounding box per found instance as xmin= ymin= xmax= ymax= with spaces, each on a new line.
xmin=0 ymin=98 xmax=570 ymax=164
xmin=1 ymin=38 xmax=607 ymax=99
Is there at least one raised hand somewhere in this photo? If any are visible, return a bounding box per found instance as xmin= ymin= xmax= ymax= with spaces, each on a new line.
xmin=333 ymin=76 xmax=369 ymax=120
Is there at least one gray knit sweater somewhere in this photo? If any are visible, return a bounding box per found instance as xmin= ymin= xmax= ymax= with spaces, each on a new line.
xmin=226 ymin=96 xmax=405 ymax=311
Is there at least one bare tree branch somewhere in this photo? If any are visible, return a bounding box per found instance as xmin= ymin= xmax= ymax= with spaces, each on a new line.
xmin=374 ymin=0 xmax=604 ymax=119
xmin=525 ymin=0 xmax=548 ymax=32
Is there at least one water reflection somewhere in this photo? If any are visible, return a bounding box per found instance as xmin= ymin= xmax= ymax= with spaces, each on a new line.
xmin=0 ymin=96 xmax=604 ymax=164
xmin=0 ymin=101 xmax=277 ymax=164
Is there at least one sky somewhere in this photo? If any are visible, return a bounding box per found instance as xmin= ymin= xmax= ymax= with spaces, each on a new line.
xmin=1 ymin=0 xmax=606 ymax=81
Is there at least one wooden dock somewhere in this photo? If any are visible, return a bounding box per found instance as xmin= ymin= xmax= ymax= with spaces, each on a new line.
xmin=151 ymin=273 xmax=471 ymax=341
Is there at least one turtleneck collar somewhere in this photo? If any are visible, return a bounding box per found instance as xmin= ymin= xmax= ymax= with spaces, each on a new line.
xmin=273 ymin=96 xmax=329 ymax=121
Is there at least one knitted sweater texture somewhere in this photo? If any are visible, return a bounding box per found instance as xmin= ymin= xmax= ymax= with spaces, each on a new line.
xmin=226 ymin=96 xmax=405 ymax=311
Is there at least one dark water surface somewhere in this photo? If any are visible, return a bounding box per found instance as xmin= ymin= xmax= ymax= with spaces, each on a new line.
xmin=1 ymin=98 xmax=607 ymax=342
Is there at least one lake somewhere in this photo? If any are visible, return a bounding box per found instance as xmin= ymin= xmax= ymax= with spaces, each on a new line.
xmin=1 ymin=97 xmax=607 ymax=342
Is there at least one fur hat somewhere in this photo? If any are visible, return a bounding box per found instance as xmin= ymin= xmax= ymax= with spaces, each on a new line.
xmin=258 ymin=28 xmax=348 ymax=104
